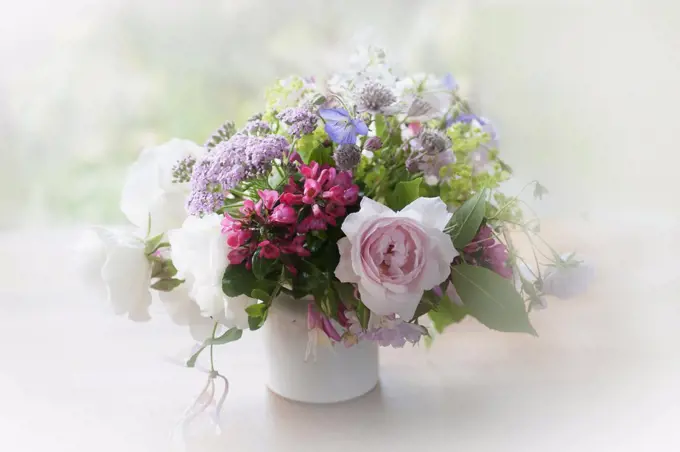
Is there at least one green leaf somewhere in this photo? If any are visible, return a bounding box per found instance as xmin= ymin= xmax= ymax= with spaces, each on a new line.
xmin=252 ymin=251 xmax=276 ymax=280
xmin=223 ymin=264 xmax=273 ymax=297
xmin=186 ymin=327 xmax=244 ymax=367
xmin=356 ymin=301 xmax=370 ymax=330
xmin=144 ymin=233 xmax=165 ymax=255
xmin=333 ymin=281 xmax=359 ymax=308
xmin=449 ymin=189 xmax=488 ymax=249
xmin=150 ymin=278 xmax=183 ymax=292
xmin=209 ymin=327 xmax=243 ymax=345
xmin=451 ymin=265 xmax=537 ymax=336
xmin=374 ymin=114 xmax=386 ymax=137
xmin=388 ymin=177 xmax=422 ymax=210
xmin=251 ymin=289 xmax=272 ymax=303
xmin=185 ymin=346 xmax=205 ymax=368
xmin=246 ymin=303 xmax=269 ymax=331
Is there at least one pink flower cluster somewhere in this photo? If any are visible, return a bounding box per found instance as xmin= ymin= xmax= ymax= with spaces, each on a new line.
xmin=282 ymin=161 xmax=359 ymax=233
xmin=221 ymin=161 xmax=359 ymax=270
xmin=461 ymin=224 xmax=512 ymax=279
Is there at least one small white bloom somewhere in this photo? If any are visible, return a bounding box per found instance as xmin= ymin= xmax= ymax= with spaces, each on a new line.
xmin=542 ymin=255 xmax=595 ymax=300
xmin=79 ymin=227 xmax=152 ymax=321
xmin=121 ymin=139 xmax=205 ymax=237
xmin=168 ymin=214 xmax=255 ymax=329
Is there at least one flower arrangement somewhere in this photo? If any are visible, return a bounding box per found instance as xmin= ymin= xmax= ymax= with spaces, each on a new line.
xmin=81 ymin=46 xmax=592 ymax=404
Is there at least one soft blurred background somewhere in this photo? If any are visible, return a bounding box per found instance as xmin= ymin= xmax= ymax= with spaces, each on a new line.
xmin=2 ymin=0 xmax=678 ymax=229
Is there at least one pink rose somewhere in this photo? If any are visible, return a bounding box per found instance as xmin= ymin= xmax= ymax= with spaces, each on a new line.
xmin=335 ymin=197 xmax=458 ymax=320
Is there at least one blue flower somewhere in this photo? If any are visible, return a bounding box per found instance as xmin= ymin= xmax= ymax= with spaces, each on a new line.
xmin=442 ymin=73 xmax=458 ymax=91
xmin=318 ymin=108 xmax=368 ymax=144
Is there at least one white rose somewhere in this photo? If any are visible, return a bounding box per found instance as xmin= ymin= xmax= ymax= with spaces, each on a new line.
xmin=120 ymin=139 xmax=205 ymax=237
xmin=78 ymin=227 xmax=152 ymax=322
xmin=168 ymin=214 xmax=255 ymax=329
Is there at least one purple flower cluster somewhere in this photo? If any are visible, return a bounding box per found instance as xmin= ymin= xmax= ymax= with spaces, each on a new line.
xmin=187 ymin=134 xmax=289 ymax=215
xmin=277 ymin=107 xmax=318 ymax=138
xmin=460 ymin=224 xmax=512 ymax=279
xmin=244 ymin=120 xmax=271 ymax=135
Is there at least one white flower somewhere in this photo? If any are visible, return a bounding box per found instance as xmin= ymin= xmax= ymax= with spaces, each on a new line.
xmin=158 ymin=287 xmax=215 ymax=342
xmin=542 ymin=255 xmax=595 ymax=300
xmin=167 ymin=214 xmax=255 ymax=329
xmin=78 ymin=227 xmax=152 ymax=321
xmin=121 ymin=139 xmax=205 ymax=237
xmin=396 ymin=73 xmax=454 ymax=121
xmin=335 ymin=197 xmax=458 ymax=321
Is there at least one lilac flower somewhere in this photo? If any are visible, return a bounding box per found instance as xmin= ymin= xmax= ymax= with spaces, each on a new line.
xmin=318 ymin=108 xmax=368 ymax=144
xmin=243 ymin=120 xmax=271 ymax=135
xmin=187 ymin=134 xmax=289 ymax=215
xmin=277 ymin=107 xmax=318 ymax=138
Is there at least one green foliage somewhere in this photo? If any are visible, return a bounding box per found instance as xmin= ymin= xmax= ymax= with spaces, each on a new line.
xmin=186 ymin=327 xmax=243 ymax=368
xmin=296 ymin=127 xmax=332 ymax=164
xmin=222 ymin=264 xmax=275 ymax=298
xmin=387 ymin=177 xmax=423 ymax=210
xmin=144 ymin=233 xmax=165 ymax=255
xmin=448 ymin=189 xmax=488 ymax=249
xmin=251 ymin=250 xmax=278 ymax=280
xmin=450 ymin=264 xmax=537 ymax=336
xmin=245 ymin=303 xmax=269 ymax=330
xmin=422 ymin=284 xmax=468 ymax=333
xmin=150 ymin=278 xmax=183 ymax=292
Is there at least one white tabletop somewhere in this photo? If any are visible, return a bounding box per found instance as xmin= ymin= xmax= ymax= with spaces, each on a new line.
xmin=1 ymin=218 xmax=679 ymax=451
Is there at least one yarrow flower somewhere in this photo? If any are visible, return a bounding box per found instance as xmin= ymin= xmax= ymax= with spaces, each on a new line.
xmin=460 ymin=224 xmax=512 ymax=279
xmin=318 ymin=108 xmax=368 ymax=144
xmin=187 ymin=134 xmax=289 ymax=215
xmin=277 ymin=107 xmax=318 ymax=138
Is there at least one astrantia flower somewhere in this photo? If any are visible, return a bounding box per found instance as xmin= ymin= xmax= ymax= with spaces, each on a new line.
xmin=364 ymin=136 xmax=383 ymax=151
xmin=187 ymin=134 xmax=289 ymax=215
xmin=406 ymin=129 xmax=455 ymax=184
xmin=356 ymin=80 xmax=397 ymax=114
xmin=121 ymin=139 xmax=206 ymax=236
xmin=277 ymin=107 xmax=318 ymax=138
xmin=318 ymin=108 xmax=368 ymax=144
xmin=333 ymin=144 xmax=362 ymax=171
xmin=335 ymin=197 xmax=458 ymax=321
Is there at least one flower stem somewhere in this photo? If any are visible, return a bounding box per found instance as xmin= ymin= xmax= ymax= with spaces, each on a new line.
xmin=209 ymin=321 xmax=219 ymax=373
